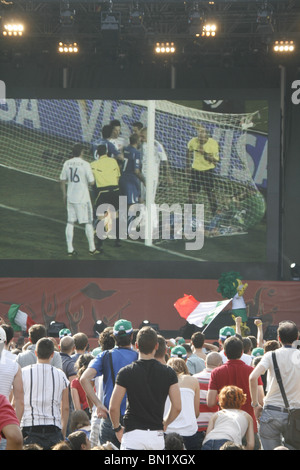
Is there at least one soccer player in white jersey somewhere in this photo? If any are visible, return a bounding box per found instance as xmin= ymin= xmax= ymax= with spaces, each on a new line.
xmin=109 ymin=119 xmax=127 ymax=156
xmin=139 ymin=128 xmax=173 ymax=233
xmin=140 ymin=127 xmax=172 ymax=203
xmin=60 ymin=143 xmax=98 ymax=256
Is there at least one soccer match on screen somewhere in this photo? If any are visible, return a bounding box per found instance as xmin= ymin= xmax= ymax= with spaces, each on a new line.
xmin=0 ymin=98 xmax=267 ymax=262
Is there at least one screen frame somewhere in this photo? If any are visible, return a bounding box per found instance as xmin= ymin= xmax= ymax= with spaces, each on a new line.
xmin=0 ymin=86 xmax=281 ymax=280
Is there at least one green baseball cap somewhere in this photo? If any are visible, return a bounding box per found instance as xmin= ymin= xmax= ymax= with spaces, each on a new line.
xmin=176 ymin=338 xmax=186 ymax=345
xmin=219 ymin=326 xmax=235 ymax=341
xmin=59 ymin=328 xmax=72 ymax=338
xmin=170 ymin=345 xmax=188 ymax=359
xmin=113 ymin=319 xmax=133 ymax=336
xmin=252 ymin=347 xmax=264 ymax=357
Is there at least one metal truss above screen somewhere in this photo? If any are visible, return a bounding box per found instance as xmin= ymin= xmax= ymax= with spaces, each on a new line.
xmin=0 ymin=0 xmax=300 ymax=61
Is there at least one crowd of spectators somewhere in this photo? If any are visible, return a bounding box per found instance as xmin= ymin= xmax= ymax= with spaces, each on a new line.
xmin=0 ymin=314 xmax=299 ymax=451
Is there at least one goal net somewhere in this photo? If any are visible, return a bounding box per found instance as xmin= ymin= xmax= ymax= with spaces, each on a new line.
xmin=0 ymin=99 xmax=265 ymax=243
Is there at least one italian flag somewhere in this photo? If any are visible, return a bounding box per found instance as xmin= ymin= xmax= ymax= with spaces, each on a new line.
xmin=8 ymin=304 xmax=35 ymax=332
xmin=174 ymin=294 xmax=232 ymax=329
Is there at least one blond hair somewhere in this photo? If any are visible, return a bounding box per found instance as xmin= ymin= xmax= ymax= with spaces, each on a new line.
xmin=167 ymin=357 xmax=189 ymax=376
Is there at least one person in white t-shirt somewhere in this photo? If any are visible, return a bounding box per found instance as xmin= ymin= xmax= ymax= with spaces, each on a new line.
xmin=218 ymin=326 xmax=252 ymax=366
xmin=60 ymin=143 xmax=97 ymax=256
xmin=249 ymin=320 xmax=300 ymax=450
xmin=21 ymin=338 xmax=69 ymax=449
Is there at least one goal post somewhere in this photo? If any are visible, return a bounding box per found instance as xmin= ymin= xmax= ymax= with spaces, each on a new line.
xmin=145 ymin=100 xmax=156 ymax=247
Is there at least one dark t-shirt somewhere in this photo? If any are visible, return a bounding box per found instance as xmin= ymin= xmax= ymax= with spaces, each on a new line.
xmin=116 ymin=359 xmax=178 ymax=432
xmin=60 ymin=353 xmax=76 ymax=379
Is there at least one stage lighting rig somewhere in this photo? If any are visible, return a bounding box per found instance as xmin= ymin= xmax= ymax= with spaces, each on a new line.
xmin=93 ymin=320 xmax=107 ymax=337
xmin=58 ymin=41 xmax=79 ymax=53
xmin=2 ymin=21 xmax=24 ymax=37
xmin=60 ymin=1 xmax=75 ymax=27
xmin=188 ymin=3 xmax=204 ymax=37
xmin=201 ymin=22 xmax=217 ymax=38
xmin=155 ymin=42 xmax=176 ymax=54
xmin=139 ymin=320 xmax=159 ymax=331
xmin=273 ymin=40 xmax=295 ymax=53
xmin=129 ymin=2 xmax=144 ymax=26
xmin=256 ymin=1 xmax=274 ymax=37
xmin=290 ymin=263 xmax=300 ymax=280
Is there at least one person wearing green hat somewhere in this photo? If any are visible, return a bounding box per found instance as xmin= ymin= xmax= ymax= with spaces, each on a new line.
xmin=219 ymin=326 xmax=236 ymax=342
xmin=80 ymin=319 xmax=138 ymax=449
xmin=252 ymin=348 xmax=264 ymax=358
xmin=218 ymin=326 xmax=235 ymax=363
xmin=175 ymin=337 xmax=186 ymax=346
xmin=171 ymin=345 xmax=188 ymax=360
xmin=59 ymin=328 xmax=72 ymax=339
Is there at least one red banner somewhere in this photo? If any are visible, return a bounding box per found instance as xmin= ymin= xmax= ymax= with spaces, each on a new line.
xmin=0 ymin=278 xmax=300 ymax=338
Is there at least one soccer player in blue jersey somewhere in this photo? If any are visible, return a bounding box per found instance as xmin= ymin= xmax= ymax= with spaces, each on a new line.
xmin=92 ymin=124 xmax=122 ymax=161
xmin=119 ymin=133 xmax=145 ymax=206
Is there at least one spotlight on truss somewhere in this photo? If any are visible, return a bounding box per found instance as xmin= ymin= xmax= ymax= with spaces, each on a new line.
xmin=291 ymin=262 xmax=300 ymax=280
xmin=101 ymin=11 xmax=121 ymax=31
xmin=58 ymin=41 xmax=79 ymax=53
xmin=273 ymin=40 xmax=295 ymax=53
xmin=128 ymin=3 xmax=145 ymax=37
xmin=256 ymin=2 xmax=274 ymax=37
xmin=2 ymin=21 xmax=24 ymax=37
xmin=188 ymin=8 xmax=204 ymax=37
xmin=129 ymin=7 xmax=144 ymax=26
xmin=201 ymin=22 xmax=217 ymax=37
xmin=60 ymin=1 xmax=75 ymax=27
xmin=60 ymin=10 xmax=75 ymax=27
xmin=155 ymin=42 xmax=176 ymax=54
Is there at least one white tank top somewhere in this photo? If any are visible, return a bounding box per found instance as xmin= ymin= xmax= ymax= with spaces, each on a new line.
xmin=164 ymin=387 xmax=198 ymax=436
xmin=0 ymin=352 xmax=19 ymax=398
xmin=203 ymin=409 xmax=248 ymax=445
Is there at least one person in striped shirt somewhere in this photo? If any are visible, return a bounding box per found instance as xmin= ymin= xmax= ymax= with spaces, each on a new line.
xmin=21 ymin=337 xmax=70 ymax=450
xmin=193 ymin=351 xmax=223 ymax=448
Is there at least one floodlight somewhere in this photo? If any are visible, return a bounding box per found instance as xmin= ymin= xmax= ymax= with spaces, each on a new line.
xmin=290 ymin=263 xmax=300 ymax=280
xmin=93 ymin=320 xmax=107 ymax=337
xmin=202 ymin=23 xmax=217 ymax=37
xmin=2 ymin=22 xmax=24 ymax=37
xmin=58 ymin=41 xmax=79 ymax=53
xmin=155 ymin=42 xmax=176 ymax=54
xmin=47 ymin=321 xmax=67 ymax=337
xmin=139 ymin=320 xmax=159 ymax=331
xmin=273 ymin=40 xmax=295 ymax=53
